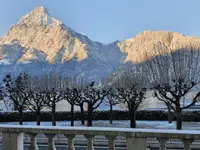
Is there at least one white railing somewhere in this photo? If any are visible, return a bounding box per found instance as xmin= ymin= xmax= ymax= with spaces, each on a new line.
xmin=0 ymin=125 xmax=199 ymax=150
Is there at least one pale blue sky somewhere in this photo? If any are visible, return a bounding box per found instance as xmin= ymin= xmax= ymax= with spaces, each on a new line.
xmin=0 ymin=0 xmax=199 ymax=43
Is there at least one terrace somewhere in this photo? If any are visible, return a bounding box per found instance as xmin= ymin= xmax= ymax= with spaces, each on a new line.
xmin=0 ymin=125 xmax=199 ymax=150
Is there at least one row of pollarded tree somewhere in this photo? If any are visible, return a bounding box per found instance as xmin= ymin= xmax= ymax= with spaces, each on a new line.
xmin=0 ymin=72 xmax=147 ymax=128
xmin=1 ymin=46 xmax=200 ymax=130
xmin=105 ymin=46 xmax=200 ymax=130
xmin=0 ymin=74 xmax=109 ymax=127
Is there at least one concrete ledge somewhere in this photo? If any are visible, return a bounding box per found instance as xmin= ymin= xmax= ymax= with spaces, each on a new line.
xmin=0 ymin=125 xmax=199 ymax=139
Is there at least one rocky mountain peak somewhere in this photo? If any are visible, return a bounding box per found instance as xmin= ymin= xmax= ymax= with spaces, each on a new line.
xmin=0 ymin=7 xmax=102 ymax=64
xmin=17 ymin=6 xmax=62 ymax=27
xmin=1 ymin=7 xmax=200 ymax=80
xmin=32 ymin=6 xmax=49 ymax=14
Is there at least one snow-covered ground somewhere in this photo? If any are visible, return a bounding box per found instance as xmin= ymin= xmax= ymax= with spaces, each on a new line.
xmin=1 ymin=120 xmax=200 ymax=130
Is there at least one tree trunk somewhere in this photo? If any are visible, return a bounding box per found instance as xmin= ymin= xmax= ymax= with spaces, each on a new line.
xmin=176 ymin=109 xmax=182 ymax=130
xmin=174 ymin=98 xmax=182 ymax=130
xmin=14 ymin=103 xmax=17 ymax=111
xmin=130 ymin=110 xmax=136 ymax=128
xmin=52 ymin=102 xmax=56 ymax=126
xmin=18 ymin=107 xmax=23 ymax=125
xmin=36 ymin=110 xmax=41 ymax=126
xmin=87 ymin=102 xmax=93 ymax=127
xmin=80 ymin=103 xmax=85 ymax=125
xmin=168 ymin=108 xmax=173 ymax=124
xmin=109 ymin=105 xmax=113 ymax=124
xmin=70 ymin=104 xmax=74 ymax=126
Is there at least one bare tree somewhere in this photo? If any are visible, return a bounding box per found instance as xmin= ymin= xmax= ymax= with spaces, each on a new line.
xmin=39 ymin=73 xmax=65 ymax=126
xmin=117 ymin=84 xmax=146 ymax=128
xmin=104 ymin=89 xmax=121 ymax=124
xmin=26 ymin=90 xmax=46 ymax=125
xmin=104 ymin=66 xmax=147 ymax=128
xmin=73 ymin=77 xmax=88 ymax=126
xmin=23 ymin=75 xmax=47 ymax=125
xmin=64 ymin=87 xmax=79 ymax=126
xmin=83 ymin=82 xmax=110 ymax=127
xmin=143 ymin=46 xmax=200 ymax=130
xmin=1 ymin=73 xmax=29 ymax=125
xmin=63 ymin=76 xmax=88 ymax=126
xmin=45 ymin=88 xmax=64 ymax=126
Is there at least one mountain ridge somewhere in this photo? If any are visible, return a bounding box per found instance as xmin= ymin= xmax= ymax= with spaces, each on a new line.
xmin=0 ymin=6 xmax=200 ymax=80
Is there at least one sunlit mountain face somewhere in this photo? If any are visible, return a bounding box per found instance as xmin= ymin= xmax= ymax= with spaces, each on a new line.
xmin=1 ymin=6 xmax=200 ymax=80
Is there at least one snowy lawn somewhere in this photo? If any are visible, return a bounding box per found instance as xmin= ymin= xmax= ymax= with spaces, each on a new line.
xmin=1 ymin=120 xmax=200 ymax=130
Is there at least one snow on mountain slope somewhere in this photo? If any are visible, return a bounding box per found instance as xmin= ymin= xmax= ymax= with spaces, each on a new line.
xmin=0 ymin=43 xmax=23 ymax=64
xmin=17 ymin=48 xmax=46 ymax=63
xmin=0 ymin=6 xmax=90 ymax=64
xmin=1 ymin=6 xmax=200 ymax=80
xmin=0 ymin=6 xmax=124 ymax=80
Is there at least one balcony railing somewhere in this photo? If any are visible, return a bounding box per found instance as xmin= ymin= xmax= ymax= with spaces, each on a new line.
xmin=0 ymin=125 xmax=199 ymax=150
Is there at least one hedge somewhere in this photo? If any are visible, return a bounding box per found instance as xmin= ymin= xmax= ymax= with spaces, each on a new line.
xmin=0 ymin=109 xmax=199 ymax=122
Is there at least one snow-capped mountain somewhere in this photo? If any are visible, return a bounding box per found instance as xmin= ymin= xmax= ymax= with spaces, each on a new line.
xmin=1 ymin=6 xmax=200 ymax=80
xmin=0 ymin=6 xmax=124 ymax=79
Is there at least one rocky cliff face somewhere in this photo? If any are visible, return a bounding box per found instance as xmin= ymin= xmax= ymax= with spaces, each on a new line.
xmin=1 ymin=6 xmax=200 ymax=80
xmin=0 ymin=6 xmax=123 ymax=79
xmin=0 ymin=6 xmax=91 ymax=64
xmin=118 ymin=30 xmax=200 ymax=63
